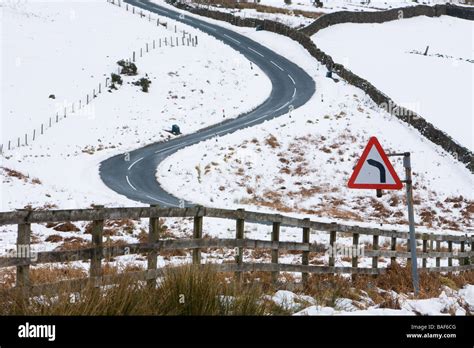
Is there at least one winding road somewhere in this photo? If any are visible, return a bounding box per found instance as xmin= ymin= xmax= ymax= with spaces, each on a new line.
xmin=99 ymin=0 xmax=315 ymax=207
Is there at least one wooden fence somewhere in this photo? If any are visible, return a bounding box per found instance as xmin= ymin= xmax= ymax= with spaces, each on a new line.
xmin=0 ymin=206 xmax=472 ymax=296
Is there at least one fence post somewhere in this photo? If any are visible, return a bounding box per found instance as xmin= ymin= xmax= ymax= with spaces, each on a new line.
xmin=372 ymin=235 xmax=379 ymax=270
xmin=193 ymin=206 xmax=203 ymax=265
xmin=460 ymin=241 xmax=465 ymax=266
xmin=469 ymin=237 xmax=473 ymax=265
xmin=351 ymin=233 xmax=359 ymax=282
xmin=302 ymin=218 xmax=310 ymax=287
xmin=448 ymin=241 xmax=452 ymax=267
xmin=90 ymin=205 xmax=104 ymax=287
xmin=352 ymin=233 xmax=359 ymax=268
xmin=16 ymin=217 xmax=31 ymax=295
xmin=328 ymin=225 xmax=336 ymax=268
xmin=271 ymin=219 xmax=281 ymax=284
xmin=235 ymin=208 xmax=245 ymax=282
xmin=436 ymin=240 xmax=441 ymax=268
xmin=147 ymin=204 xmax=160 ymax=287
xmin=391 ymin=236 xmax=397 ymax=265
xmin=422 ymin=238 xmax=428 ymax=268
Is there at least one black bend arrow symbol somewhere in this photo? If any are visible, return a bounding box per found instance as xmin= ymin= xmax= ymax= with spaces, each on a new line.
xmin=367 ymin=159 xmax=386 ymax=183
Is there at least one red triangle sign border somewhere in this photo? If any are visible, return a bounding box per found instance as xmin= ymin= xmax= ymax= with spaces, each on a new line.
xmin=348 ymin=137 xmax=403 ymax=190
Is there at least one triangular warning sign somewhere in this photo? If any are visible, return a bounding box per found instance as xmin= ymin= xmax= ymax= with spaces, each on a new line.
xmin=348 ymin=137 xmax=403 ymax=190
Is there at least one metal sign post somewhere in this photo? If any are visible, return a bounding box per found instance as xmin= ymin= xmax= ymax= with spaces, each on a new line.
xmin=388 ymin=152 xmax=419 ymax=296
xmin=403 ymin=152 xmax=419 ymax=296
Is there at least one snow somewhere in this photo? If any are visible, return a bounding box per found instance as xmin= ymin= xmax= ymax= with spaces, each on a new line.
xmin=294 ymin=305 xmax=414 ymax=315
xmin=2 ymin=0 xmax=161 ymax=148
xmin=293 ymin=285 xmax=474 ymax=315
xmin=313 ymin=15 xmax=474 ymax=150
xmin=0 ymin=0 xmax=271 ymax=212
xmin=271 ymin=290 xmax=316 ymax=310
xmin=458 ymin=284 xmax=474 ymax=310
xmin=217 ymin=0 xmax=469 ymax=17
xmin=157 ymin=25 xmax=474 ymax=233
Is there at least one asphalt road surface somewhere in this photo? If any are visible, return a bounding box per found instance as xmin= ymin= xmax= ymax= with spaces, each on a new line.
xmin=99 ymin=0 xmax=315 ymax=207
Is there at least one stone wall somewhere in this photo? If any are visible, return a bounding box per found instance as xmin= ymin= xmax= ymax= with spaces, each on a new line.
xmin=176 ymin=3 xmax=473 ymax=172
xmin=301 ymin=5 xmax=446 ymax=36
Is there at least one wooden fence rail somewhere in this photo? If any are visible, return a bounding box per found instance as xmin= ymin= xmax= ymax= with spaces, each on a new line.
xmin=0 ymin=206 xmax=472 ymax=296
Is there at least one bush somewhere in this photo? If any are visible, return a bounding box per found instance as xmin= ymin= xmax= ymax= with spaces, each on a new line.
xmin=133 ymin=77 xmax=151 ymax=92
xmin=117 ymin=60 xmax=137 ymax=76
xmin=111 ymin=73 xmax=122 ymax=86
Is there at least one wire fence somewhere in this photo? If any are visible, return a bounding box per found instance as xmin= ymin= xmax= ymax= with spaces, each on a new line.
xmin=0 ymin=0 xmax=199 ymax=156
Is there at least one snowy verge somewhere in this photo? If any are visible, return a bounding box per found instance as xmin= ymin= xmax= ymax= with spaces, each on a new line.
xmin=313 ymin=15 xmax=473 ymax=150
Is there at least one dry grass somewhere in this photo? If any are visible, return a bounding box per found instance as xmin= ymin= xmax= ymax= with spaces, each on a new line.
xmin=1 ymin=260 xmax=472 ymax=315
xmin=54 ymin=237 xmax=91 ymax=251
xmin=46 ymin=221 xmax=80 ymax=232
xmin=353 ymin=262 xmax=474 ymax=300
xmin=45 ymin=234 xmax=63 ymax=243
xmin=1 ymin=167 xmax=29 ymax=181
xmin=0 ymin=265 xmax=267 ymax=316
xmin=265 ymin=134 xmax=280 ymax=149
xmin=1 ymin=167 xmax=41 ymax=184
xmin=159 ymin=249 xmax=188 ymax=260
xmin=301 ymin=263 xmax=474 ymax=310
xmin=29 ymin=265 xmax=87 ymax=285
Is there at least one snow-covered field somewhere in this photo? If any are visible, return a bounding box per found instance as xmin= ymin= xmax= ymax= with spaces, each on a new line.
xmin=255 ymin=0 xmax=467 ymax=14
xmin=0 ymin=0 xmax=271 ymax=211
xmin=2 ymin=0 xmax=163 ymax=149
xmin=313 ymin=15 xmax=473 ymax=150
